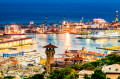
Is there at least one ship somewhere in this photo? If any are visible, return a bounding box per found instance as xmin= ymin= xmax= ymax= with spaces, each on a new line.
xmin=90 ymin=32 xmax=120 ymax=40
xmin=76 ymin=35 xmax=90 ymax=39
xmin=3 ymin=25 xmax=25 ymax=36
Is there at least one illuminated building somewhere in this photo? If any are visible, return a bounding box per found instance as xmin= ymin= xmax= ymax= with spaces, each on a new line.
xmin=93 ymin=18 xmax=106 ymax=24
xmin=0 ymin=38 xmax=33 ymax=49
xmin=4 ymin=25 xmax=25 ymax=35
xmin=30 ymin=21 xmax=34 ymax=25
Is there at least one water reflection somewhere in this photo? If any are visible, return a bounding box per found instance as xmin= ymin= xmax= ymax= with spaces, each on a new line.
xmin=25 ymin=34 xmax=120 ymax=55
xmin=1 ymin=34 xmax=120 ymax=57
xmin=65 ymin=33 xmax=71 ymax=50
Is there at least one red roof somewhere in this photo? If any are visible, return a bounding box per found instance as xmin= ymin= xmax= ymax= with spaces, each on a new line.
xmin=54 ymin=58 xmax=62 ymax=59
xmin=43 ymin=43 xmax=58 ymax=48
xmin=71 ymin=57 xmax=83 ymax=60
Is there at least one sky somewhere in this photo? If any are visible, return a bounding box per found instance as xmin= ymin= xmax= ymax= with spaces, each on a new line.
xmin=0 ymin=0 xmax=120 ymax=3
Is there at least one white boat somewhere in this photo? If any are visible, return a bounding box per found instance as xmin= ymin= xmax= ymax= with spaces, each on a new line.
xmin=90 ymin=32 xmax=120 ymax=40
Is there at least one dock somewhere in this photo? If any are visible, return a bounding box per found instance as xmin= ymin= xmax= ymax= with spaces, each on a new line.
xmin=96 ymin=46 xmax=120 ymax=51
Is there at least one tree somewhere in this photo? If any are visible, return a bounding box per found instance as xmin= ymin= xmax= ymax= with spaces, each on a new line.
xmin=84 ymin=74 xmax=91 ymax=79
xmin=107 ymin=54 xmax=120 ymax=63
xmin=91 ymin=69 xmax=108 ymax=79
xmin=47 ymin=68 xmax=71 ymax=79
xmin=69 ymin=65 xmax=80 ymax=70
xmin=91 ymin=60 xmax=104 ymax=67
xmin=117 ymin=76 xmax=120 ymax=79
xmin=46 ymin=69 xmax=62 ymax=79
xmin=24 ymin=73 xmax=44 ymax=79
xmin=80 ymin=63 xmax=95 ymax=70
xmin=84 ymin=69 xmax=110 ymax=79
xmin=64 ymin=72 xmax=78 ymax=79
xmin=4 ymin=76 xmax=15 ymax=79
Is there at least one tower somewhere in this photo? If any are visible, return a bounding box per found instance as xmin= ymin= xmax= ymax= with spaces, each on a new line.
xmin=116 ymin=11 xmax=118 ymax=22
xmin=43 ymin=43 xmax=58 ymax=74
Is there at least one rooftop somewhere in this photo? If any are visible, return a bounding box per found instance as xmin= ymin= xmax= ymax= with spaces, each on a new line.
xmin=43 ymin=43 xmax=58 ymax=48
xmin=102 ymin=64 xmax=120 ymax=74
xmin=78 ymin=70 xmax=94 ymax=75
xmin=71 ymin=57 xmax=83 ymax=60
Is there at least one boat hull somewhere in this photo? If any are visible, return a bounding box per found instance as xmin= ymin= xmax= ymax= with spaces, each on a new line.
xmin=91 ymin=36 xmax=120 ymax=40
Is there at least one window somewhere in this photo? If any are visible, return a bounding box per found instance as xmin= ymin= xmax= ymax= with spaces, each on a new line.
xmin=109 ymin=68 xmax=111 ymax=70
xmin=51 ymin=53 xmax=53 ymax=56
xmin=47 ymin=53 xmax=49 ymax=56
xmin=116 ymin=69 xmax=118 ymax=71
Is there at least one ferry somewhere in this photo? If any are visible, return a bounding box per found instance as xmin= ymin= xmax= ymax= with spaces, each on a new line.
xmin=90 ymin=32 xmax=120 ymax=40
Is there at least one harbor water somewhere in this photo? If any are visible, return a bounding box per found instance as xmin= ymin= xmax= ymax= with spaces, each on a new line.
xmin=26 ymin=33 xmax=120 ymax=56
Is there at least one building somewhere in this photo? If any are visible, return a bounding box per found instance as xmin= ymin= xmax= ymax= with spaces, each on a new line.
xmin=78 ymin=70 xmax=94 ymax=79
xmin=102 ymin=64 xmax=120 ymax=79
xmin=0 ymin=37 xmax=33 ymax=49
xmin=43 ymin=43 xmax=58 ymax=75
xmin=93 ymin=18 xmax=106 ymax=24
xmin=70 ymin=56 xmax=84 ymax=65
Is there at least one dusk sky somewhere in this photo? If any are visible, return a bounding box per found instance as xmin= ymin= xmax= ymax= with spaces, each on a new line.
xmin=1 ymin=0 xmax=120 ymax=3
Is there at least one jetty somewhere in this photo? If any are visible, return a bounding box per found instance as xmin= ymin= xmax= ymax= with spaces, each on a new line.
xmin=96 ymin=46 xmax=120 ymax=51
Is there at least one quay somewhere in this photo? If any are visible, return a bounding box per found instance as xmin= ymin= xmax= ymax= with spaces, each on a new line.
xmin=0 ymin=37 xmax=33 ymax=49
xmin=96 ymin=46 xmax=120 ymax=51
xmin=0 ymin=21 xmax=114 ymax=26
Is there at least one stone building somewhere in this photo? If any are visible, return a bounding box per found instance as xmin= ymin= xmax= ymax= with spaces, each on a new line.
xmin=102 ymin=64 xmax=120 ymax=79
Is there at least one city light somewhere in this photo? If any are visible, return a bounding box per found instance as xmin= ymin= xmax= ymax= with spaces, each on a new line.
xmin=0 ymin=1 xmax=120 ymax=79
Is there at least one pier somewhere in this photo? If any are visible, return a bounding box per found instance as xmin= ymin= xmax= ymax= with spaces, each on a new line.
xmin=96 ymin=46 xmax=120 ymax=51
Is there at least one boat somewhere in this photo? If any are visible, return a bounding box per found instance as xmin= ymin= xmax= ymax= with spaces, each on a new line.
xmin=2 ymin=51 xmax=24 ymax=57
xmin=118 ymin=40 xmax=120 ymax=42
xmin=90 ymin=32 xmax=120 ymax=40
xmin=76 ymin=35 xmax=90 ymax=39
